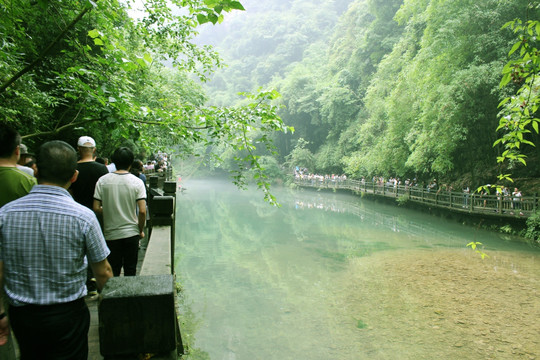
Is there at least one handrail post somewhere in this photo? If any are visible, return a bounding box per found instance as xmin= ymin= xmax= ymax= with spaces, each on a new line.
xmin=163 ymin=181 xmax=177 ymax=272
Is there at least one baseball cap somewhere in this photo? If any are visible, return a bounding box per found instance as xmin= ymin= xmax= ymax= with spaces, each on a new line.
xmin=19 ymin=143 xmax=33 ymax=156
xmin=77 ymin=136 xmax=96 ymax=148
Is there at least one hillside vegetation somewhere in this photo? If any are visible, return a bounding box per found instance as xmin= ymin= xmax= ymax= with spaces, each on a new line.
xmin=198 ymin=0 xmax=540 ymax=193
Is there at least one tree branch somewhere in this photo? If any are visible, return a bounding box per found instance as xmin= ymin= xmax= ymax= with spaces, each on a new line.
xmin=0 ymin=4 xmax=93 ymax=94
xmin=21 ymin=118 xmax=101 ymax=139
xmin=130 ymin=118 xmax=211 ymax=130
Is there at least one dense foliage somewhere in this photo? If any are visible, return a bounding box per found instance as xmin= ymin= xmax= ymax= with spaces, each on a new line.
xmin=0 ymin=0 xmax=292 ymax=202
xmin=2 ymin=0 xmax=538 ymax=195
xmin=200 ymin=0 xmax=540 ymax=190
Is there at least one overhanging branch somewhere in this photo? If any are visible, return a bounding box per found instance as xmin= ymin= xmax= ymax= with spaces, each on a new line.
xmin=22 ymin=118 xmax=101 ymax=139
xmin=131 ymin=118 xmax=211 ymax=130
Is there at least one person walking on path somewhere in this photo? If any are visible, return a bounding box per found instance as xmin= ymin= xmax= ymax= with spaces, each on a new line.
xmin=70 ymin=136 xmax=109 ymax=209
xmin=15 ymin=144 xmax=35 ymax=177
xmin=93 ymin=147 xmax=147 ymax=277
xmin=0 ymin=126 xmax=37 ymax=360
xmin=0 ymin=125 xmax=37 ymax=207
xmin=0 ymin=140 xmax=113 ymax=359
xmin=70 ymin=136 xmax=109 ymax=296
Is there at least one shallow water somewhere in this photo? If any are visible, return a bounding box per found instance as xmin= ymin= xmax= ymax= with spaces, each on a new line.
xmin=175 ymin=179 xmax=539 ymax=360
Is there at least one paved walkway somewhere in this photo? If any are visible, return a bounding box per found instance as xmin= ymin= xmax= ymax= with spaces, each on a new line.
xmin=0 ymin=231 xmax=150 ymax=360
xmin=87 ymin=232 xmax=149 ymax=360
xmin=87 ymin=294 xmax=103 ymax=360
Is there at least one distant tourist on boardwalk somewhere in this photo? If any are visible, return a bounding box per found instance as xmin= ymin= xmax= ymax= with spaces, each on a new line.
xmin=94 ymin=147 xmax=147 ymax=277
xmin=512 ymin=187 xmax=523 ymax=215
xmin=0 ymin=140 xmax=113 ymax=359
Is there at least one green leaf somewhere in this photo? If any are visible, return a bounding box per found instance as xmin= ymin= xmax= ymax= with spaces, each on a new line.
xmin=502 ymin=20 xmax=514 ymax=30
xmin=93 ymin=38 xmax=104 ymax=46
xmin=88 ymin=29 xmax=100 ymax=38
xmin=509 ymin=41 xmax=521 ymax=56
xmin=208 ymin=13 xmax=219 ymax=24
xmin=196 ymin=14 xmax=209 ymax=24
xmin=136 ymin=58 xmax=146 ymax=67
xmin=499 ymin=73 xmax=512 ymax=88
xmin=498 ymin=97 xmax=510 ymax=108
xmin=228 ymin=1 xmax=245 ymax=10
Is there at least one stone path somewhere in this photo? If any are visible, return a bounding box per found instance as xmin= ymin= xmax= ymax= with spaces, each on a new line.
xmin=0 ymin=232 xmax=150 ymax=360
xmin=87 ymin=232 xmax=149 ymax=360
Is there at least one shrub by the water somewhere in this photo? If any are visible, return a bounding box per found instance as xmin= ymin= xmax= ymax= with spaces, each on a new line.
xmin=524 ymin=211 xmax=540 ymax=246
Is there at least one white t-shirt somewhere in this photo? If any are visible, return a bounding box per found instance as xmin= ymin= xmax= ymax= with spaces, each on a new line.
xmin=106 ymin=163 xmax=117 ymax=172
xmin=16 ymin=164 xmax=34 ymax=177
xmin=94 ymin=172 xmax=146 ymax=240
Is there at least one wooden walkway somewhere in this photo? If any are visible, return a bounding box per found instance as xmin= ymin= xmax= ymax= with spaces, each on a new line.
xmin=294 ymin=178 xmax=538 ymax=219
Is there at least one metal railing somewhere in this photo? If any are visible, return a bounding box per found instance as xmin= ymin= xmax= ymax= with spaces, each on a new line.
xmin=294 ymin=177 xmax=537 ymax=218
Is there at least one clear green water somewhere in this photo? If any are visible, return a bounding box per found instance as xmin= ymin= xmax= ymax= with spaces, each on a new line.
xmin=175 ymin=179 xmax=540 ymax=360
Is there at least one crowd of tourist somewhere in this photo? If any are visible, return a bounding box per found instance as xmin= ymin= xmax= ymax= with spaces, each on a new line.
xmin=0 ymin=124 xmax=171 ymax=358
xmin=294 ymin=167 xmax=348 ymax=183
xmin=293 ymin=167 xmax=526 ymax=214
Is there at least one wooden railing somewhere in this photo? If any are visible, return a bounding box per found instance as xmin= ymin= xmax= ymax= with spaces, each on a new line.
xmin=294 ymin=178 xmax=538 ymax=218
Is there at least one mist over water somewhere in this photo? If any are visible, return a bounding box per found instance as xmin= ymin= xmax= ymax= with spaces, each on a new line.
xmin=175 ymin=179 xmax=539 ymax=360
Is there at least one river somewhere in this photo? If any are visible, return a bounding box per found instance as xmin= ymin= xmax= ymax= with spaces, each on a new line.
xmin=175 ymin=179 xmax=539 ymax=360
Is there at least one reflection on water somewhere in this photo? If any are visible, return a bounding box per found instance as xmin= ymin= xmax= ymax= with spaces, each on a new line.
xmin=175 ymin=180 xmax=540 ymax=360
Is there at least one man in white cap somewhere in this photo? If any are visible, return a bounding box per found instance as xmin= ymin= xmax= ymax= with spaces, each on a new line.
xmin=71 ymin=136 xmax=109 ymax=209
xmin=70 ymin=136 xmax=109 ymax=296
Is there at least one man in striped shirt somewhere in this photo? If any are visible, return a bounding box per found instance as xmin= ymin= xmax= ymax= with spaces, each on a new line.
xmin=0 ymin=140 xmax=113 ymax=359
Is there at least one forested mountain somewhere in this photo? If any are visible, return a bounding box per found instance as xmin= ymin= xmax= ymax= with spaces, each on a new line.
xmin=198 ymin=0 xmax=540 ymax=189
xmin=1 ymin=0 xmax=538 ymax=193
xmin=196 ymin=0 xmax=355 ymax=106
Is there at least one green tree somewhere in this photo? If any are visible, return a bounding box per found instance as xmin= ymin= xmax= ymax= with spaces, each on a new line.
xmin=285 ymin=138 xmax=315 ymax=172
xmin=0 ymin=0 xmax=293 ymax=200
xmin=495 ymin=4 xmax=540 ymax=181
xmin=344 ymin=0 xmax=532 ymax=185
